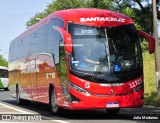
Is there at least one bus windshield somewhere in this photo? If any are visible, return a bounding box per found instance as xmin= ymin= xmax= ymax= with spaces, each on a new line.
xmin=68 ymin=23 xmax=143 ymax=83
xmin=0 ymin=69 xmax=8 ymax=78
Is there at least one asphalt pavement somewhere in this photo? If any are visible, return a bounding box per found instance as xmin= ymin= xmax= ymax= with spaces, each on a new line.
xmin=0 ymin=89 xmax=160 ymax=123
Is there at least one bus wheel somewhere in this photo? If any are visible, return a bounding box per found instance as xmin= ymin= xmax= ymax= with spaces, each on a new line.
xmin=50 ymin=88 xmax=61 ymax=114
xmin=106 ymin=109 xmax=120 ymax=115
xmin=16 ymin=86 xmax=23 ymax=105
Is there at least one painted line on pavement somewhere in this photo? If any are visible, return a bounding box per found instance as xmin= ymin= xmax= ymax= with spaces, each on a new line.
xmin=51 ymin=120 xmax=70 ymax=123
xmin=0 ymin=102 xmax=33 ymax=114
xmin=0 ymin=102 xmax=70 ymax=123
xmin=10 ymin=94 xmax=16 ymax=98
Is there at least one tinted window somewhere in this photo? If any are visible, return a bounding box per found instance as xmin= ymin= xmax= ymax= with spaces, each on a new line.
xmin=9 ymin=25 xmax=49 ymax=62
xmin=29 ymin=25 xmax=49 ymax=56
xmin=0 ymin=69 xmax=8 ymax=78
xmin=38 ymin=24 xmax=49 ymax=54
xmin=50 ymin=18 xmax=64 ymax=28
xmin=48 ymin=23 xmax=62 ymax=64
xmin=68 ymin=23 xmax=143 ymax=83
xmin=9 ymin=42 xmax=15 ymax=62
xmin=9 ymin=19 xmax=63 ymax=62
xmin=59 ymin=41 xmax=67 ymax=75
xmin=29 ymin=30 xmax=39 ymax=55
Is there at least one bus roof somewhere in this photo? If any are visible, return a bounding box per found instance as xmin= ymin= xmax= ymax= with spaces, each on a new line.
xmin=12 ymin=8 xmax=133 ymax=42
xmin=0 ymin=66 xmax=8 ymax=70
xmin=51 ymin=8 xmax=133 ymax=25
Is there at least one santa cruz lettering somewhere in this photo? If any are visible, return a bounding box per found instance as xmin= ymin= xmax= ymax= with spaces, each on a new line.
xmin=80 ymin=17 xmax=125 ymax=22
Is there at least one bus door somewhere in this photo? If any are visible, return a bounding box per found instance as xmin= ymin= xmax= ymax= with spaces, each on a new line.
xmin=30 ymin=56 xmax=38 ymax=101
xmin=37 ymin=54 xmax=55 ymax=103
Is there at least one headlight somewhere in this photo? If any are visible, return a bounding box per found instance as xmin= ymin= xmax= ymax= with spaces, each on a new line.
xmin=134 ymin=83 xmax=144 ymax=92
xmin=68 ymin=81 xmax=90 ymax=96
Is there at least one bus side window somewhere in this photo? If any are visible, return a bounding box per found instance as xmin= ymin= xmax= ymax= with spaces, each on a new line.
xmin=50 ymin=18 xmax=64 ymax=28
xmin=59 ymin=41 xmax=67 ymax=76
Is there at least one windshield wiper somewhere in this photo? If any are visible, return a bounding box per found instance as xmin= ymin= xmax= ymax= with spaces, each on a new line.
xmin=91 ymin=64 xmax=103 ymax=82
xmin=91 ymin=55 xmax=108 ymax=82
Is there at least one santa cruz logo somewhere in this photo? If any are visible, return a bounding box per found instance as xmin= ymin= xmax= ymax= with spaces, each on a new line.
xmin=80 ymin=17 xmax=125 ymax=22
xmin=110 ymin=89 xmax=114 ymax=94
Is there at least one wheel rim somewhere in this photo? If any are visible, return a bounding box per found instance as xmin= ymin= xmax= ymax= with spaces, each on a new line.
xmin=51 ymin=90 xmax=58 ymax=112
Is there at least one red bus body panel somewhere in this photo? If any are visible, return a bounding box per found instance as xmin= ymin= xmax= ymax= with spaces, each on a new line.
xmin=9 ymin=9 xmax=144 ymax=110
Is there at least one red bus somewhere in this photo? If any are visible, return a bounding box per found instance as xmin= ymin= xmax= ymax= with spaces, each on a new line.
xmin=9 ymin=8 xmax=155 ymax=114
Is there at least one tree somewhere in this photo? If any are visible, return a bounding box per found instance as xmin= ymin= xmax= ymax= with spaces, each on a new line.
xmin=26 ymin=0 xmax=85 ymax=27
xmin=26 ymin=0 xmax=159 ymax=35
xmin=0 ymin=55 xmax=8 ymax=67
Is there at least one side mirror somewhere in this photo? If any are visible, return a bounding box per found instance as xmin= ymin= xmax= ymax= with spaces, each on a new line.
xmin=137 ymin=30 xmax=155 ymax=54
xmin=58 ymin=27 xmax=72 ymax=53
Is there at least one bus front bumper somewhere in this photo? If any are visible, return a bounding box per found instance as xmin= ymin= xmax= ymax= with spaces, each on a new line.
xmin=68 ymin=88 xmax=144 ymax=110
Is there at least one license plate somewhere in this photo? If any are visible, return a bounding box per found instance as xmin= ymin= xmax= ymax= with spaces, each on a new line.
xmin=106 ymin=102 xmax=119 ymax=108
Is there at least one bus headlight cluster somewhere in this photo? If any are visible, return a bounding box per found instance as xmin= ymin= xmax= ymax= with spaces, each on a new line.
xmin=68 ymin=81 xmax=90 ymax=96
xmin=134 ymin=83 xmax=144 ymax=92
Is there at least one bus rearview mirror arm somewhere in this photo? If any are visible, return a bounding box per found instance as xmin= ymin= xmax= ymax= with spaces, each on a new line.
xmin=137 ymin=30 xmax=155 ymax=54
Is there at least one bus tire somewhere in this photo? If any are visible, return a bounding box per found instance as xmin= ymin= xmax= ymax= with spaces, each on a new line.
xmin=16 ymin=86 xmax=23 ymax=105
xmin=4 ymin=88 xmax=9 ymax=91
xmin=50 ymin=88 xmax=61 ymax=114
xmin=106 ymin=109 xmax=120 ymax=115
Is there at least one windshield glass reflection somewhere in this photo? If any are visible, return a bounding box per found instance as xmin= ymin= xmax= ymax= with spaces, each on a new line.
xmin=68 ymin=23 xmax=143 ymax=83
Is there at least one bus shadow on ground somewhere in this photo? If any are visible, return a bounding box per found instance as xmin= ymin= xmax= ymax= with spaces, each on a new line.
xmin=1 ymin=100 xmax=160 ymax=122
xmin=0 ymin=89 xmax=8 ymax=91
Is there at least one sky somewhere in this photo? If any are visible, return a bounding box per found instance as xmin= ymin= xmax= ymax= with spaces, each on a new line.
xmin=0 ymin=0 xmax=159 ymax=61
xmin=0 ymin=0 xmax=53 ymax=60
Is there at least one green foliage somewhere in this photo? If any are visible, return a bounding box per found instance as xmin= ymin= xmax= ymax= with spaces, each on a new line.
xmin=134 ymin=7 xmax=153 ymax=34
xmin=26 ymin=12 xmax=48 ymax=27
xmin=142 ymin=46 xmax=160 ymax=106
xmin=141 ymin=39 xmax=149 ymax=52
xmin=26 ymin=0 xmax=85 ymax=27
xmin=26 ymin=0 xmax=157 ymax=35
xmin=0 ymin=55 xmax=8 ymax=67
xmin=120 ymin=7 xmax=142 ymax=30
xmin=84 ymin=0 xmax=115 ymax=10
xmin=143 ymin=50 xmax=160 ymax=106
xmin=59 ymin=46 xmax=67 ymax=76
xmin=53 ymin=0 xmax=84 ymax=10
xmin=121 ymin=7 xmax=135 ymax=18
xmin=144 ymin=92 xmax=160 ymax=106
